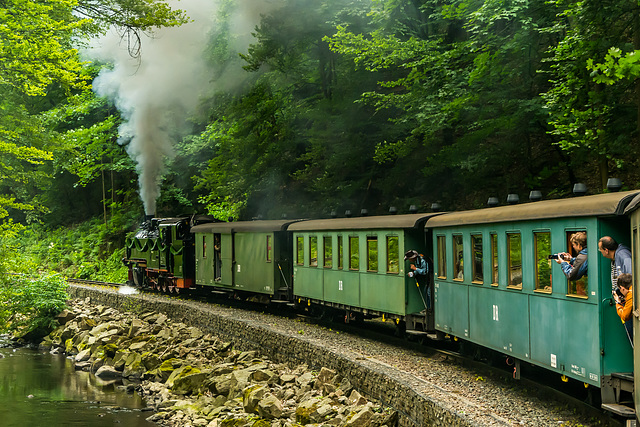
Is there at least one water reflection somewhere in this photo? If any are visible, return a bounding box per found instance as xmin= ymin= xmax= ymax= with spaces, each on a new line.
xmin=0 ymin=340 xmax=154 ymax=426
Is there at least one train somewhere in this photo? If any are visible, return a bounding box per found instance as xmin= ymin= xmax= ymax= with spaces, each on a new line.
xmin=123 ymin=188 xmax=640 ymax=422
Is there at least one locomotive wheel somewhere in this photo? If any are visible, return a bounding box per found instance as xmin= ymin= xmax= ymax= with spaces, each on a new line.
xmin=161 ymin=282 xmax=168 ymax=293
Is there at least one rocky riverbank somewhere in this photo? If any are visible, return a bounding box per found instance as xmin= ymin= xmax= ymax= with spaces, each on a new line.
xmin=40 ymin=298 xmax=398 ymax=427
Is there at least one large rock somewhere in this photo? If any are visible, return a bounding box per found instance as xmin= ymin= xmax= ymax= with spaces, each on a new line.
xmin=243 ymin=384 xmax=267 ymax=413
xmin=95 ymin=365 xmax=121 ymax=379
xmin=122 ymin=352 xmax=145 ymax=379
xmin=75 ymin=348 xmax=91 ymax=363
xmin=172 ymin=371 xmax=207 ymax=395
xmin=345 ymin=406 xmax=374 ymax=427
xmin=166 ymin=365 xmax=201 ymax=388
xmin=257 ymin=393 xmax=284 ymax=419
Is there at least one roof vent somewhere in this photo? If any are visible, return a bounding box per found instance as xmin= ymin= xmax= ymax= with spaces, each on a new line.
xmin=389 ymin=206 xmax=398 ymax=215
xmin=409 ymin=205 xmax=418 ymax=214
xmin=607 ymin=178 xmax=622 ymax=192
xmin=281 ymin=213 xmax=288 ymax=219
xmin=506 ymin=194 xmax=520 ymax=205
xmin=431 ymin=202 xmax=442 ymax=212
xmin=573 ymin=183 xmax=587 ymax=196
xmin=487 ymin=197 xmax=499 ymax=208
xmin=330 ymin=210 xmax=337 ymax=218
xmin=360 ymin=209 xmax=368 ymax=217
xmin=529 ymin=190 xmax=542 ymax=202
xmin=345 ymin=210 xmax=352 ymax=218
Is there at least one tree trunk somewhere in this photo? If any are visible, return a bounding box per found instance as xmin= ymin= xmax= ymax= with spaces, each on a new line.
xmin=102 ymin=167 xmax=107 ymax=226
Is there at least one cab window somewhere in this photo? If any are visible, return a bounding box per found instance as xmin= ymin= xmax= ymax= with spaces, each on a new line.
xmin=453 ymin=234 xmax=464 ymax=281
xmin=507 ymin=232 xmax=522 ymax=289
xmin=387 ymin=236 xmax=399 ymax=273
xmin=471 ymin=234 xmax=483 ymax=283
xmin=323 ymin=236 xmax=332 ymax=268
xmin=534 ymin=231 xmax=551 ymax=292
xmin=437 ymin=235 xmax=446 ymax=278
xmin=349 ymin=236 xmax=359 ymax=270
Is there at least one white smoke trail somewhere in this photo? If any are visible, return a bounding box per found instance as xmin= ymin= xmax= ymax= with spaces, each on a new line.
xmin=90 ymin=0 xmax=218 ymax=215
xmin=88 ymin=0 xmax=284 ymax=215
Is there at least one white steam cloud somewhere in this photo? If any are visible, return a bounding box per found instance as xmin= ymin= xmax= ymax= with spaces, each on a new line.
xmin=88 ymin=0 xmax=282 ymax=215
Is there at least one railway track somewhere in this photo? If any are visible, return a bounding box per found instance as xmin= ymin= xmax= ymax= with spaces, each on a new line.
xmin=67 ymin=278 xmax=623 ymax=426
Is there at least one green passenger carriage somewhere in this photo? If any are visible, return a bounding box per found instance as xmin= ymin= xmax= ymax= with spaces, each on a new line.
xmin=427 ymin=191 xmax=638 ymax=406
xmin=190 ymin=220 xmax=300 ymax=300
xmin=288 ymin=214 xmax=440 ymax=327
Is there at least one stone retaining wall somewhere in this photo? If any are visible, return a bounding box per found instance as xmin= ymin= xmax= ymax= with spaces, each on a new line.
xmin=68 ymin=285 xmax=473 ymax=427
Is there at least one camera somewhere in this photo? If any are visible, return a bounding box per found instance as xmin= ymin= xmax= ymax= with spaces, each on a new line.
xmin=548 ymin=254 xmax=564 ymax=260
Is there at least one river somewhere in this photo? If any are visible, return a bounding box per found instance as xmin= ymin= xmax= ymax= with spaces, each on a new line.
xmin=0 ymin=338 xmax=154 ymax=426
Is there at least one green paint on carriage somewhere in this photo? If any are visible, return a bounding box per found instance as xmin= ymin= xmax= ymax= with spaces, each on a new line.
xmin=289 ymin=214 xmax=440 ymax=316
xmin=191 ymin=220 xmax=298 ymax=297
xmin=429 ymin=191 xmax=639 ymax=388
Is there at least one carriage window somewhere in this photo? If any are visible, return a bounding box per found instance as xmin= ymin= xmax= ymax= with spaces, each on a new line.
xmin=453 ymin=235 xmax=464 ymax=280
xmin=507 ymin=233 xmax=522 ymax=289
xmin=266 ymin=235 xmax=272 ymax=262
xmin=437 ymin=235 xmax=446 ymax=278
xmin=471 ymin=234 xmax=483 ymax=283
xmin=324 ymin=236 xmax=332 ymax=268
xmin=202 ymin=236 xmax=207 ymax=258
xmin=338 ymin=236 xmax=344 ymax=269
xmin=387 ymin=236 xmax=399 ymax=273
xmin=349 ymin=236 xmax=359 ymax=270
xmin=534 ymin=232 xmax=551 ymax=292
xmin=310 ymin=236 xmax=318 ymax=267
xmin=296 ymin=236 xmax=304 ymax=265
xmin=367 ymin=236 xmax=378 ymax=272
xmin=491 ymin=233 xmax=498 ymax=285
xmin=566 ymin=231 xmax=588 ymax=297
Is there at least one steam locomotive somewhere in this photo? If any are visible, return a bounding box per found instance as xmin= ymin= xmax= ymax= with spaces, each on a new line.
xmin=123 ymin=189 xmax=640 ymax=421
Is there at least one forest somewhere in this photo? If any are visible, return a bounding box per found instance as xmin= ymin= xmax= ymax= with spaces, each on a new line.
xmin=2 ymin=0 xmax=640 ymax=297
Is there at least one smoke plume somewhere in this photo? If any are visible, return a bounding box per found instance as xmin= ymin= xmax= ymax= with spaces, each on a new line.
xmin=88 ymin=0 xmax=283 ymax=215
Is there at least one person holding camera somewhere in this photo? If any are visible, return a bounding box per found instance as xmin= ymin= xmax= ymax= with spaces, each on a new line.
xmin=614 ymin=273 xmax=633 ymax=346
xmin=555 ymin=231 xmax=588 ymax=281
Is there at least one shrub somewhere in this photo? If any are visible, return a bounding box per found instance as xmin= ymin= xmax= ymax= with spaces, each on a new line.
xmin=0 ymin=274 xmax=68 ymax=341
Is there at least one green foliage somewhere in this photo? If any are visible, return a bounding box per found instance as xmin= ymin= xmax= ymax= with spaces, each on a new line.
xmin=541 ymin=0 xmax=639 ymax=188
xmin=587 ymin=48 xmax=640 ymax=85
xmin=0 ymin=274 xmax=68 ymax=339
xmin=11 ymin=216 xmax=132 ymax=282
